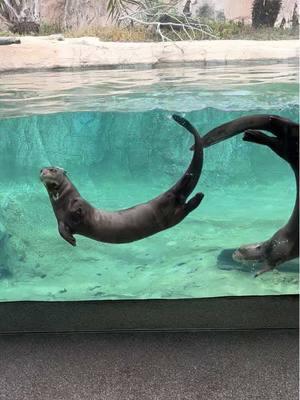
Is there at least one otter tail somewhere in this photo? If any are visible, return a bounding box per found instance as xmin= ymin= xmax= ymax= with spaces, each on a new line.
xmin=169 ymin=114 xmax=204 ymax=202
xmin=202 ymin=114 xmax=296 ymax=148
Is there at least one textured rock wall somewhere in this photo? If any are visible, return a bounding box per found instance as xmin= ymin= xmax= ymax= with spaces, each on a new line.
xmin=0 ymin=108 xmax=298 ymax=185
xmin=0 ymin=0 xmax=297 ymax=30
xmin=0 ymin=38 xmax=298 ymax=72
xmin=40 ymin=0 xmax=110 ymax=29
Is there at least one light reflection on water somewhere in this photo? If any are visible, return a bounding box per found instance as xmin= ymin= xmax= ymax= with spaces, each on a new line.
xmin=0 ymin=62 xmax=298 ymax=118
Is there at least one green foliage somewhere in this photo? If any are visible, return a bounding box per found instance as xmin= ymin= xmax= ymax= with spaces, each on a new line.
xmin=10 ymin=21 xmax=40 ymax=34
xmin=210 ymin=20 xmax=242 ymax=38
xmin=209 ymin=20 xmax=298 ymax=40
xmin=0 ymin=30 xmax=12 ymax=36
xmin=65 ymin=26 xmax=154 ymax=41
xmin=39 ymin=23 xmax=62 ymax=35
xmin=3 ymin=22 xmax=297 ymax=41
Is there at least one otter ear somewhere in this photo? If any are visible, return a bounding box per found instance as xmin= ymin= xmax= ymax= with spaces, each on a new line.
xmin=56 ymin=166 xmax=67 ymax=175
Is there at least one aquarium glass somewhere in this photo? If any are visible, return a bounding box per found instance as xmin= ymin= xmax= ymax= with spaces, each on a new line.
xmin=0 ymin=62 xmax=298 ymax=301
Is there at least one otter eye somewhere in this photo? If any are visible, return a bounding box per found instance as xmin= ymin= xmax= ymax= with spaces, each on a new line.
xmin=49 ymin=168 xmax=56 ymax=173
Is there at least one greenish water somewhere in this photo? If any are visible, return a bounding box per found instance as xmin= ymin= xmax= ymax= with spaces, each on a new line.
xmin=0 ymin=64 xmax=299 ymax=301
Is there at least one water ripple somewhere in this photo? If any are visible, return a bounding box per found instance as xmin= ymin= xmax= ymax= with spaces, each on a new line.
xmin=0 ymin=62 xmax=298 ymax=118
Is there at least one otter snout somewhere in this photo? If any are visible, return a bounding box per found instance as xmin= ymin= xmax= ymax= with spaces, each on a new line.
xmin=233 ymin=243 xmax=265 ymax=263
xmin=40 ymin=167 xmax=57 ymax=184
xmin=40 ymin=166 xmax=66 ymax=187
xmin=40 ymin=167 xmax=51 ymax=179
xmin=232 ymin=249 xmax=244 ymax=262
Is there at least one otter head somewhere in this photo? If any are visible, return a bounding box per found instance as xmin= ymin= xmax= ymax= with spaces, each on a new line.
xmin=232 ymin=242 xmax=267 ymax=263
xmin=40 ymin=166 xmax=68 ymax=201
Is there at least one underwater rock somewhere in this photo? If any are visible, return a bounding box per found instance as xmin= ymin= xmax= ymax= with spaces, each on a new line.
xmin=0 ymin=264 xmax=12 ymax=279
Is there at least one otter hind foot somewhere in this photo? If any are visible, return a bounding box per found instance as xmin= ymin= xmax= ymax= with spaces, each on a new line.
xmin=243 ymin=130 xmax=276 ymax=146
xmin=184 ymin=192 xmax=204 ymax=213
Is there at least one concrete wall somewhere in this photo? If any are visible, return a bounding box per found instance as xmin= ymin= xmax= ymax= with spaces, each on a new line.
xmin=40 ymin=0 xmax=111 ymax=29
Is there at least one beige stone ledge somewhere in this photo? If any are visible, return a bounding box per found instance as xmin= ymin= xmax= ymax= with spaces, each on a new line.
xmin=0 ymin=37 xmax=299 ymax=72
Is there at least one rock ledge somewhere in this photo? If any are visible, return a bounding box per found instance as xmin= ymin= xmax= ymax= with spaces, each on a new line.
xmin=0 ymin=37 xmax=299 ymax=72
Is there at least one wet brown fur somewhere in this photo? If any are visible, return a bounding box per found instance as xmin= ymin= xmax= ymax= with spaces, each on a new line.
xmin=41 ymin=115 xmax=204 ymax=246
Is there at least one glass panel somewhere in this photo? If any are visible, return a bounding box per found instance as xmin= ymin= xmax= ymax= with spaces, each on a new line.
xmin=0 ymin=62 xmax=298 ymax=301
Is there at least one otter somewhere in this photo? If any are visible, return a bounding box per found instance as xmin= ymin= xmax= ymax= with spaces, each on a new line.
xmin=233 ymin=121 xmax=299 ymax=276
xmin=202 ymin=114 xmax=299 ymax=276
xmin=40 ymin=115 xmax=204 ymax=246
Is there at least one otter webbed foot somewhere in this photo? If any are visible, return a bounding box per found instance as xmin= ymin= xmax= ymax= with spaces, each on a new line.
xmin=243 ymin=129 xmax=277 ymax=147
xmin=184 ymin=192 xmax=204 ymax=213
xmin=243 ymin=130 xmax=282 ymax=158
xmin=58 ymin=222 xmax=76 ymax=246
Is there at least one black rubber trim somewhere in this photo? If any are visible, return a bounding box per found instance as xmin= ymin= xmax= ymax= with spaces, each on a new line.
xmin=0 ymin=295 xmax=298 ymax=333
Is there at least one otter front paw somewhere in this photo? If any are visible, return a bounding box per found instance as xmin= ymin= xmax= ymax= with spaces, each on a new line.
xmin=243 ymin=130 xmax=274 ymax=146
xmin=254 ymin=263 xmax=273 ymax=278
xmin=58 ymin=222 xmax=76 ymax=246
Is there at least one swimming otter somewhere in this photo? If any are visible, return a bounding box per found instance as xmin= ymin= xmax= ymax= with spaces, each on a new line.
xmin=40 ymin=115 xmax=204 ymax=246
xmin=203 ymin=114 xmax=299 ymax=276
xmin=233 ymin=120 xmax=299 ymax=276
xmin=202 ymin=114 xmax=298 ymax=150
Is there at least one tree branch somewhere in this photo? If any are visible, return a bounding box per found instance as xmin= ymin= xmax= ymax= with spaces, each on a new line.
xmin=119 ymin=14 xmax=218 ymax=40
xmin=1 ymin=0 xmax=21 ymax=20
